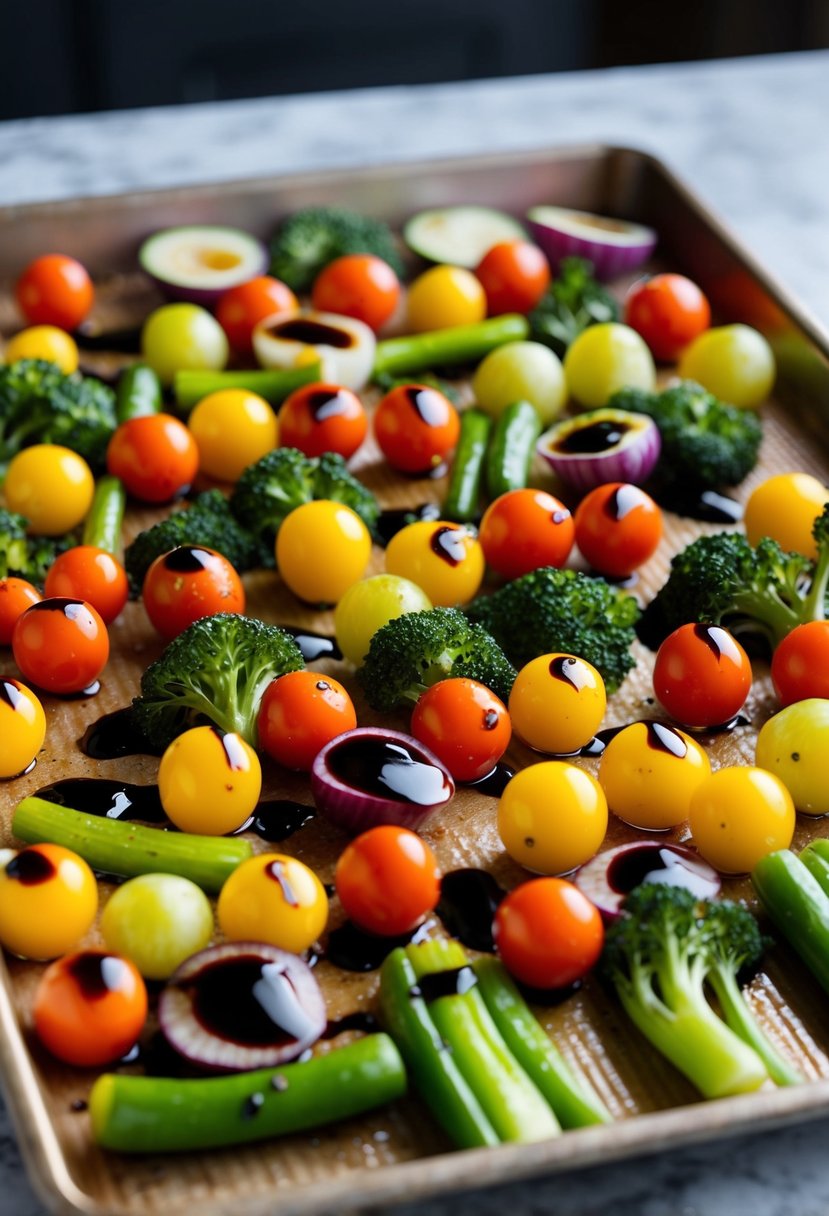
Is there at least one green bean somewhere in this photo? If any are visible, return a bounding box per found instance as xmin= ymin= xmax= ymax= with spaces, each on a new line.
xmin=373 ymin=315 xmax=529 ymax=378
xmin=442 ymin=409 xmax=492 ymax=522
xmin=173 ymin=364 xmax=320 ymax=412
xmin=484 ymin=400 xmax=541 ymax=499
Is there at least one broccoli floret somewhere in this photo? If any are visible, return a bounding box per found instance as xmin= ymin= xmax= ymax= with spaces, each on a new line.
xmin=357 ymin=607 xmax=517 ymax=712
xmin=528 ymin=257 xmax=619 ymax=357
xmin=464 ymin=567 xmax=639 ymax=694
xmin=230 ymin=448 xmax=379 ymax=556
xmin=0 ymin=359 xmax=116 ymax=472
xmin=602 ymin=885 xmax=794 ymax=1098
xmin=131 ymin=613 xmax=304 ymax=749
xmin=269 ymin=206 xmax=404 ymax=292
xmin=611 ymin=380 xmax=762 ymax=493
xmin=124 ymin=490 xmax=264 ymax=595
xmin=638 ymin=507 xmax=829 ymax=650
xmin=0 ymin=509 xmax=73 ymax=586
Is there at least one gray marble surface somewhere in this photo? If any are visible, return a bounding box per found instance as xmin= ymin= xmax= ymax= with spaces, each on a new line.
xmin=2 ymin=49 xmax=829 ymax=1216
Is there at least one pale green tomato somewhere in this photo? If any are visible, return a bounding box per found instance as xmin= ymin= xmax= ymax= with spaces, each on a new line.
xmin=334 ymin=573 xmax=432 ymax=666
xmin=678 ymin=324 xmax=775 ymax=409
xmin=100 ymin=873 xmax=214 ymax=980
xmin=563 ymin=322 xmax=656 ymax=408
xmin=755 ymin=698 xmax=829 ymax=816
xmin=472 ymin=341 xmax=566 ymax=425
xmin=142 ymin=303 xmax=229 ymax=386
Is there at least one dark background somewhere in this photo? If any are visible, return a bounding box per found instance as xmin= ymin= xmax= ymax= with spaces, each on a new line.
xmin=3 ymin=0 xmax=829 ymax=121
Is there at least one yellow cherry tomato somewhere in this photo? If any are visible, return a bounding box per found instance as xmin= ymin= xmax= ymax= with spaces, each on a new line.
xmin=0 ymin=843 xmax=98 ymax=960
xmin=385 ymin=520 xmax=484 ymax=607
xmin=678 ymin=323 xmax=775 ymax=408
xmin=563 ymin=322 xmax=656 ymax=408
xmin=406 ymin=265 xmax=487 ymax=332
xmin=755 ymin=699 xmax=829 ymax=816
xmin=508 ymin=653 xmax=606 ymax=754
xmin=744 ymin=472 xmax=829 ymax=559
xmin=689 ymin=766 xmax=795 ymax=875
xmin=276 ymin=499 xmax=372 ymax=604
xmin=334 ymin=573 xmax=432 ymax=666
xmin=498 ymin=761 xmax=608 ymax=875
xmin=598 ymin=720 xmax=711 ymax=830
xmin=158 ymin=726 xmax=261 ymax=835
xmin=4 ymin=444 xmax=94 ymax=535
xmin=188 ymin=388 xmax=278 ymax=482
xmin=217 ymin=853 xmax=328 ymax=953
xmin=0 ymin=677 xmax=46 ymax=778
xmin=4 ymin=325 xmax=79 ymax=373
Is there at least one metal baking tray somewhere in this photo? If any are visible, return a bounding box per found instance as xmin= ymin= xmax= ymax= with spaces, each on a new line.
xmin=2 ymin=144 xmax=829 ymax=1216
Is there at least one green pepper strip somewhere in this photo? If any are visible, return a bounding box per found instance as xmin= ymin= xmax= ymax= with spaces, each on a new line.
xmin=13 ymin=796 xmax=251 ymax=894
xmin=116 ymin=364 xmax=163 ymax=423
xmin=442 ymin=409 xmax=492 ymax=523
xmin=472 ymin=956 xmax=612 ymax=1127
xmin=82 ymin=475 xmax=127 ymax=556
xmin=173 ymin=364 xmax=321 ymax=412
xmin=373 ymin=315 xmax=529 ymax=379
xmin=752 ymin=848 xmax=829 ymax=995
xmin=485 ymin=399 xmax=542 ymax=500
xmin=406 ymin=939 xmax=560 ymax=1144
xmin=800 ymin=840 xmax=829 ymax=899
xmin=90 ymin=1033 xmax=406 ymax=1153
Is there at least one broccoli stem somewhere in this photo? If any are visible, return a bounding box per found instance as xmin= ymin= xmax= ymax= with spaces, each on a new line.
xmin=90 ymin=1034 xmax=406 ymax=1153
xmin=801 ymin=542 xmax=829 ymax=624
xmin=173 ymin=365 xmax=320 ymax=412
xmin=82 ymin=475 xmax=126 ymax=556
xmin=729 ymin=586 xmax=802 ymax=647
xmin=707 ymin=966 xmax=802 ymax=1086
xmin=373 ymin=315 xmax=529 ymax=378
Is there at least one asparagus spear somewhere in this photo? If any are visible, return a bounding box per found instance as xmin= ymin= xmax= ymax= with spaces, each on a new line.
xmin=373 ymin=315 xmax=529 ymax=378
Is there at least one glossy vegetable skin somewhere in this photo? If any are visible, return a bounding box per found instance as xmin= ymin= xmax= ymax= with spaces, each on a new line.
xmin=335 ymin=826 xmax=441 ymax=935
xmin=13 ymin=598 xmax=109 ymax=695
xmin=752 ymin=847 xmax=829 ymax=995
xmin=257 ymin=670 xmax=356 ymax=771
xmin=475 ymin=240 xmax=550 ymax=316
xmin=479 ymin=488 xmax=573 ymax=580
xmin=311 ymin=254 xmax=401 ymax=331
xmin=652 ymin=623 xmax=752 ymax=729
xmin=374 ymin=384 xmax=460 ymax=476
xmin=484 ymin=400 xmax=542 ymax=500
xmin=574 ymin=483 xmax=662 ymax=579
xmin=624 ymin=273 xmax=711 ymax=361
xmin=142 ymin=546 xmax=246 ymax=640
xmin=410 ymin=677 xmax=511 ymax=782
xmin=0 ymin=842 xmax=96 ymax=959
xmin=372 ymin=314 xmax=529 ymax=378
xmin=493 ymin=878 xmax=604 ymax=990
xmin=15 ymin=253 xmax=94 ymax=330
xmin=277 ymin=383 xmax=367 ymax=460
xmin=442 ymin=409 xmax=492 ymax=522
xmin=34 ymin=950 xmax=147 ymax=1067
xmin=107 ymin=413 xmax=199 ymax=504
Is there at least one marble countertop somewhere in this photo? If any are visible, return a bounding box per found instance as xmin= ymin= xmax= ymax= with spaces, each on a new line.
xmin=2 ymin=48 xmax=829 ymax=1216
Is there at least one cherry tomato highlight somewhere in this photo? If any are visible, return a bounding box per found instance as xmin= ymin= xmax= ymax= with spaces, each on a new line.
xmin=276 ymin=500 xmax=372 ymax=604
xmin=278 ymin=382 xmax=368 ymax=460
xmin=410 ymin=678 xmax=511 ymax=782
xmin=374 ymin=384 xmax=460 ymax=476
xmin=475 ymin=240 xmax=551 ymax=316
xmin=33 ymin=950 xmax=147 ymax=1066
xmin=574 ymin=482 xmax=662 ymax=578
xmin=385 ymin=520 xmax=484 ymax=607
xmin=216 ymin=275 xmax=299 ymax=354
xmin=479 ymin=489 xmax=574 ymax=580
xmin=624 ymin=273 xmax=711 ymax=362
xmin=493 ymin=877 xmax=604 ymax=989
xmin=311 ymin=254 xmax=401 ymax=332
xmin=142 ymin=546 xmax=245 ymax=639
xmin=653 ymin=623 xmax=751 ymax=729
xmin=4 ymin=444 xmax=94 ymax=535
xmin=0 ymin=678 xmax=46 ymax=780
xmin=217 ymin=853 xmax=328 ymax=954
xmin=509 ymin=653 xmax=606 ymax=755
xmin=107 ymin=413 xmax=199 ymax=504
xmin=188 ymin=389 xmax=278 ymax=482
xmin=158 ymin=725 xmax=261 ymax=835
xmin=335 ymin=825 xmax=441 ymax=936
xmin=258 ymin=671 xmax=357 ymax=771
xmin=406 ymin=265 xmax=486 ymax=332
xmin=15 ymin=254 xmax=94 ymax=331
xmin=13 ymin=598 xmax=109 ymax=694
xmin=44 ymin=546 xmax=129 ymax=624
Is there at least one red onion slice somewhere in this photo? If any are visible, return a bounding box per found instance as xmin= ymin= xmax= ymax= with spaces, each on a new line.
xmin=527 ymin=206 xmax=657 ymax=280
xmin=537 ymin=408 xmax=661 ymax=493
xmin=575 ymin=841 xmax=721 ymax=921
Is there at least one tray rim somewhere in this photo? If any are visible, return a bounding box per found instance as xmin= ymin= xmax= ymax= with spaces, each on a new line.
xmin=2 ymin=139 xmax=829 ymax=1216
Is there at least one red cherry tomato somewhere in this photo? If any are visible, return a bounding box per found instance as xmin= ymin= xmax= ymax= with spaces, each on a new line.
xmin=142 ymin=546 xmax=245 ymax=640
xmin=334 ymin=825 xmax=441 ymax=936
xmin=653 ymin=623 xmax=752 ymax=729
xmin=573 ymin=482 xmax=663 ymax=578
xmin=44 ymin=546 xmax=129 ymax=624
xmin=493 ymin=877 xmax=604 ymax=989
xmin=106 ymin=413 xmax=199 ymax=504
xmin=278 ymin=382 xmax=368 ymax=460
xmin=216 ymin=276 xmax=299 ymax=355
xmin=475 ymin=240 xmax=551 ymax=316
xmin=410 ymin=678 xmax=511 ymax=782
xmin=479 ymin=489 xmax=574 ymax=580
xmin=33 ymin=949 xmax=148 ymax=1066
xmin=15 ymin=254 xmax=94 ymax=331
xmin=13 ymin=598 xmax=109 ymax=694
xmin=258 ymin=670 xmax=357 ymax=771
xmin=374 ymin=384 xmax=460 ymax=475
xmin=0 ymin=578 xmax=42 ymax=645
xmin=625 ymin=273 xmax=711 ymax=362
xmin=771 ymin=621 xmax=829 ymax=706
xmin=311 ymin=254 xmax=401 ymax=332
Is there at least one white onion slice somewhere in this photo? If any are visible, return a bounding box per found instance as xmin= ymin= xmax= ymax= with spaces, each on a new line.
xmin=252 ymin=309 xmax=376 ymax=391
xmin=527 ymin=206 xmax=657 ymax=280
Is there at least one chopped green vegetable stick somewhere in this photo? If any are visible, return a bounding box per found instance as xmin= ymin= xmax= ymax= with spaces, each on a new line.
xmin=373 ymin=315 xmax=529 ymax=378
xmin=116 ymin=364 xmax=162 ymax=423
xmin=442 ymin=409 xmax=492 ymax=522
xmin=485 ymin=400 xmax=541 ymax=500
xmin=406 ymin=938 xmax=559 ymax=1143
xmin=753 ymin=848 xmax=829 ymax=995
xmin=13 ymin=796 xmax=252 ymax=894
xmin=82 ymin=475 xmax=126 ymax=556
xmin=801 ymin=838 xmax=829 ymax=896
xmin=378 ymin=947 xmax=499 ymax=1150
xmin=90 ymin=1033 xmax=406 ymax=1153
xmin=174 ymin=364 xmax=320 ymax=412
xmin=472 ymin=956 xmax=612 ymax=1127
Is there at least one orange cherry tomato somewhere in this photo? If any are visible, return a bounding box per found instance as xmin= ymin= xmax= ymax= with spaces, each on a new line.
xmin=13 ymin=598 xmax=109 ymax=694
xmin=573 ymin=482 xmax=663 ymax=578
xmin=0 ymin=578 xmax=41 ymax=645
xmin=15 ymin=253 xmax=94 ymax=331
xmin=44 ymin=546 xmax=129 ymax=624
xmin=257 ymin=670 xmax=357 ymax=771
xmin=771 ymin=621 xmax=829 ymax=706
xmin=410 ymin=678 xmax=511 ymax=782
xmin=374 ymin=384 xmax=460 ymax=475
xmin=475 ymin=240 xmax=551 ymax=316
xmin=653 ymin=623 xmax=752 ymax=729
xmin=311 ymin=254 xmax=401 ymax=332
xmin=278 ymin=382 xmax=368 ymax=460
xmin=625 ymin=273 xmax=711 ymax=362
xmin=142 ymin=546 xmax=245 ymax=640
xmin=479 ymin=489 xmax=574 ymax=580
xmin=493 ymin=876 xmax=604 ymax=989
xmin=334 ymin=825 xmax=441 ymax=936
xmin=106 ymin=413 xmax=199 ymax=504
xmin=33 ymin=949 xmax=148 ymax=1066
xmin=216 ymin=275 xmax=299 ymax=355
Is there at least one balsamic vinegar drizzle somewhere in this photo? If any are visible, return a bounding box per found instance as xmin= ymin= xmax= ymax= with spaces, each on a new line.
xmin=281 ymin=626 xmax=342 ymax=663
xmin=607 ymin=844 xmax=720 ymax=900
xmin=37 ymin=777 xmax=166 ymax=822
xmin=467 ymin=761 xmax=515 ymax=798
xmin=436 ymin=869 xmax=506 ymax=953
xmin=6 ymin=849 xmax=55 ymax=885
xmin=605 ymin=484 xmax=645 ymax=520
xmin=405 ymin=386 xmax=447 ymax=427
xmin=306 ymin=388 xmax=352 ymax=421
xmin=549 ymin=654 xmax=591 ymax=690
xmin=553 ymin=418 xmax=630 ymax=453
xmin=187 ymin=955 xmax=316 ymax=1046
xmin=162 ymin=546 xmax=214 ymax=573
xmin=79 ymin=707 xmax=162 ymax=759
xmin=412 ymin=965 xmax=478 ymax=1002
xmin=324 ymin=920 xmax=431 ymax=973
xmin=67 ymin=952 xmax=131 ymax=999
xmin=376 ymin=503 xmax=441 ymax=546
xmin=430 ymin=525 xmax=467 ymax=566
xmin=327 ymin=737 xmax=452 ymax=805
